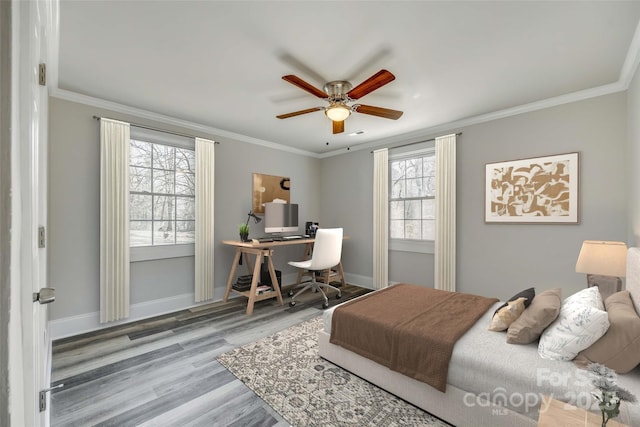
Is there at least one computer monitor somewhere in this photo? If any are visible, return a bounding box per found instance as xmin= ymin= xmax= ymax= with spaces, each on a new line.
xmin=264 ymin=203 xmax=299 ymax=234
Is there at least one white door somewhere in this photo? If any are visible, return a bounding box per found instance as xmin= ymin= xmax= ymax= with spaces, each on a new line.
xmin=14 ymin=0 xmax=55 ymax=425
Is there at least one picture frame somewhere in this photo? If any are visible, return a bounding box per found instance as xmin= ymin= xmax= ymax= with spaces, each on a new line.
xmin=485 ymin=152 xmax=579 ymax=224
xmin=252 ymin=173 xmax=291 ymax=214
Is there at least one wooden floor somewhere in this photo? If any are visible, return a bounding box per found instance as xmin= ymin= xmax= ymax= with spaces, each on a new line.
xmin=51 ymin=283 xmax=371 ymax=427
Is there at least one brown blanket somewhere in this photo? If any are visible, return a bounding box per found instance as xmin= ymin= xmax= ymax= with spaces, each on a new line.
xmin=330 ymin=283 xmax=498 ymax=392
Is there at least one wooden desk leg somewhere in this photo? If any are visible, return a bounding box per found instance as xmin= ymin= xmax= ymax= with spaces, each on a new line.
xmin=223 ymin=248 xmax=243 ymax=302
xmin=337 ymin=261 xmax=347 ymax=287
xmin=295 ymin=270 xmax=304 ymax=286
xmin=246 ymin=252 xmax=263 ymax=315
xmin=296 ymin=242 xmax=314 ymax=286
xmin=266 ymin=251 xmax=283 ymax=305
xmin=244 ymin=252 xmax=253 ymax=274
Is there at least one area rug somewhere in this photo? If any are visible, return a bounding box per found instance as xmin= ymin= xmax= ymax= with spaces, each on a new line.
xmin=217 ymin=317 xmax=451 ymax=427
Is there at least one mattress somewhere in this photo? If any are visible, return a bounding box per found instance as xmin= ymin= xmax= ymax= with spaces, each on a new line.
xmin=322 ymin=297 xmax=640 ymax=423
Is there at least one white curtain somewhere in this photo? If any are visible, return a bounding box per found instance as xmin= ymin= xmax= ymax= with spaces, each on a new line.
xmin=100 ymin=118 xmax=130 ymax=323
xmin=435 ymin=134 xmax=457 ymax=292
xmin=373 ymin=148 xmax=389 ymax=289
xmin=195 ymin=137 xmax=216 ymax=302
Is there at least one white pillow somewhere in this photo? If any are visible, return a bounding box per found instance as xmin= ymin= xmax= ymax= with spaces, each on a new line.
xmin=538 ymin=287 xmax=609 ymax=361
xmin=563 ymin=285 xmax=604 ymax=310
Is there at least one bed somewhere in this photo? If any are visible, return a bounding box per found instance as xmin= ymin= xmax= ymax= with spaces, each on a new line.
xmin=318 ymin=248 xmax=640 ymax=427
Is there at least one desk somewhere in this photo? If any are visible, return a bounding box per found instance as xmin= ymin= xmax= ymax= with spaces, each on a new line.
xmin=221 ymin=238 xmax=346 ymax=315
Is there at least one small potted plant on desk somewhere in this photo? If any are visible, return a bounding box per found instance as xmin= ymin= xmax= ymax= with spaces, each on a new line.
xmin=239 ymin=223 xmax=250 ymax=242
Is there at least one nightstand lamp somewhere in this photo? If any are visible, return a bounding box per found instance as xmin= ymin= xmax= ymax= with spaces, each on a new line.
xmin=575 ymin=240 xmax=627 ymax=302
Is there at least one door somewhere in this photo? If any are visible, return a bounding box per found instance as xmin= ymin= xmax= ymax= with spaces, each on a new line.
xmin=14 ymin=0 xmax=55 ymax=425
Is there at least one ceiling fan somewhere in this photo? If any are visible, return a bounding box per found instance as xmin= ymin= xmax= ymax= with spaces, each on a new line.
xmin=276 ymin=69 xmax=403 ymax=134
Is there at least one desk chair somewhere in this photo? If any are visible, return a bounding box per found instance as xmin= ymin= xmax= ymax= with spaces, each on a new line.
xmin=288 ymin=228 xmax=343 ymax=309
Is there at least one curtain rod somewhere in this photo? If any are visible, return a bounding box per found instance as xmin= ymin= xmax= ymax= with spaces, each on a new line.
xmin=92 ymin=115 xmax=220 ymax=143
xmin=370 ymin=132 xmax=462 ymax=153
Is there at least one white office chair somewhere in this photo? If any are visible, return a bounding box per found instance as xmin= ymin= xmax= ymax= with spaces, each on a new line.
xmin=288 ymin=228 xmax=343 ymax=309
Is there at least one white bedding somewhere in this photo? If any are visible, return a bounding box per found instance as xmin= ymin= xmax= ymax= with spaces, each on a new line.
xmin=322 ymin=281 xmax=640 ymax=425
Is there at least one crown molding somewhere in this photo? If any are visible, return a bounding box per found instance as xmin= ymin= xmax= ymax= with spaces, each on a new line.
xmin=319 ymin=80 xmax=627 ymax=158
xmin=619 ymin=20 xmax=640 ymax=88
xmin=50 ymin=88 xmax=321 ymax=158
xmin=48 ymin=5 xmax=640 ymax=160
xmin=321 ymin=19 xmax=640 ymax=158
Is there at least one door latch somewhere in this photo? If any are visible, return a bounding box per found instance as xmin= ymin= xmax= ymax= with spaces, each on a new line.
xmin=32 ymin=288 xmax=55 ymax=305
xmin=39 ymin=383 xmax=63 ymax=412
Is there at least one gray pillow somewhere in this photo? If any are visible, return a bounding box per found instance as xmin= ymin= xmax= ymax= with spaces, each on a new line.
xmin=507 ymin=288 xmax=561 ymax=344
xmin=574 ymin=291 xmax=640 ymax=373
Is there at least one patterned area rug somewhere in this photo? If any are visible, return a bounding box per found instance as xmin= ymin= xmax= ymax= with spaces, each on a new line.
xmin=217 ymin=317 xmax=451 ymax=427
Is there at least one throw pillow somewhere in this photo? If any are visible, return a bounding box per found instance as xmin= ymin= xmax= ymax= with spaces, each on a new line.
xmin=538 ymin=288 xmax=610 ymax=361
xmin=488 ymin=297 xmax=528 ymax=332
xmin=493 ymin=287 xmax=536 ymax=315
xmin=574 ymin=291 xmax=640 ymax=373
xmin=563 ymin=285 xmax=604 ymax=310
xmin=507 ymin=288 xmax=562 ymax=344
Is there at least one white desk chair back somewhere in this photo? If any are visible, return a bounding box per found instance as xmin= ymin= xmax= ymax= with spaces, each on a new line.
xmin=307 ymin=228 xmax=343 ymax=271
xmin=288 ymin=228 xmax=343 ymax=309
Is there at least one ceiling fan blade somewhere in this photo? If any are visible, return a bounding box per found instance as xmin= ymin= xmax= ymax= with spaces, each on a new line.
xmin=276 ymin=107 xmax=323 ymax=119
xmin=347 ymin=69 xmax=395 ymax=100
xmin=332 ymin=120 xmax=344 ymax=134
xmin=354 ymin=104 xmax=403 ymax=120
xmin=282 ymin=75 xmax=328 ymax=99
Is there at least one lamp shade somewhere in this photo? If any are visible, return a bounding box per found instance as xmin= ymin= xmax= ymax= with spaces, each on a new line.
xmin=325 ymin=104 xmax=351 ymax=121
xmin=575 ymin=240 xmax=627 ymax=277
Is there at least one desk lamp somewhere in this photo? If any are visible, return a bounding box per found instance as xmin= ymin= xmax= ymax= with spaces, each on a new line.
xmin=575 ymin=240 xmax=627 ymax=301
xmin=245 ymin=210 xmax=262 ymax=228
xmin=238 ymin=211 xmax=262 ymax=265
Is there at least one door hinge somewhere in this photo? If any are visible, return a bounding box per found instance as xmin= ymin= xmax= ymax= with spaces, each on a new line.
xmin=32 ymin=287 xmax=55 ymax=305
xmin=39 ymin=384 xmax=63 ymax=412
xmin=38 ymin=226 xmax=45 ymax=248
xmin=38 ymin=63 xmax=46 ymax=86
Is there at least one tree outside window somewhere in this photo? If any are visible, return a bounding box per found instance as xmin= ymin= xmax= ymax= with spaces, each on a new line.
xmin=390 ymin=152 xmax=435 ymax=241
xmin=129 ymin=139 xmax=195 ymax=246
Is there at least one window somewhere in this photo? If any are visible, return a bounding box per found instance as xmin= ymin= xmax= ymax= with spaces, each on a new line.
xmin=129 ymin=139 xmax=195 ymax=247
xmin=389 ymin=148 xmax=435 ymax=252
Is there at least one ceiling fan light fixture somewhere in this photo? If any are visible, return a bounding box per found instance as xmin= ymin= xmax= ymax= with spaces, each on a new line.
xmin=325 ymin=104 xmax=351 ymax=121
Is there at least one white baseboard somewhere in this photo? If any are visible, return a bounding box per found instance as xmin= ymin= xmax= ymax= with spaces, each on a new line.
xmin=345 ymin=273 xmax=374 ymax=289
xmin=283 ymin=272 xmax=374 ymax=290
xmin=49 ymin=272 xmax=375 ymax=340
xmin=49 ymin=292 xmax=204 ymax=340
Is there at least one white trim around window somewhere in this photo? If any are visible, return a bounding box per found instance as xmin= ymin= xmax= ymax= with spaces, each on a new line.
xmin=389 ymin=142 xmax=436 ymax=254
xmin=130 ymin=244 xmax=195 ymax=262
xmin=390 ymin=239 xmax=435 ymax=254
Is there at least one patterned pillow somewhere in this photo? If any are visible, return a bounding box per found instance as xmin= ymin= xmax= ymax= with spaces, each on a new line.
xmin=488 ymin=297 xmax=528 ymax=332
xmin=564 ymin=285 xmax=604 ymax=310
xmin=538 ymin=287 xmax=610 ymax=361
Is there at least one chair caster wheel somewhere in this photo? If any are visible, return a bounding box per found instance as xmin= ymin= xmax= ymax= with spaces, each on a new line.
xmin=288 ymin=290 xmax=294 ymax=297
xmin=289 ymin=301 xmax=296 ymax=307
xmin=322 ymin=301 xmax=329 ymax=309
xmin=336 ymin=294 xmax=342 ymax=300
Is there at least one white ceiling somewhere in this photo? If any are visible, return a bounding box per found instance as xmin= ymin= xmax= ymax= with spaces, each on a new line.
xmin=56 ymin=1 xmax=640 ymax=155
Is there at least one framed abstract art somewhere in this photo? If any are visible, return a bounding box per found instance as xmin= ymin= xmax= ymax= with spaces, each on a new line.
xmin=485 ymin=152 xmax=579 ymax=224
xmin=252 ymin=173 xmax=291 ymax=214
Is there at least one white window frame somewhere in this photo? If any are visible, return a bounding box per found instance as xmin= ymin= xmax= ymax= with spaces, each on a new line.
xmin=129 ymin=127 xmax=196 ymax=262
xmin=389 ymin=143 xmax=435 ymax=254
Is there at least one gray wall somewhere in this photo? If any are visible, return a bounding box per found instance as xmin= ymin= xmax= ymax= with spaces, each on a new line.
xmin=48 ymin=97 xmax=320 ymax=321
xmin=0 ymin=0 xmax=11 ymax=422
xmin=629 ymin=60 xmax=640 ymax=246
xmin=320 ymin=92 xmax=628 ymax=300
xmin=49 ymin=90 xmax=629 ymax=322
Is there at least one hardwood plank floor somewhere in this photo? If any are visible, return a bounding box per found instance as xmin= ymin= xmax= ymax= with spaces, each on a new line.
xmin=51 ymin=284 xmax=371 ymax=427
